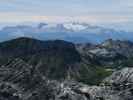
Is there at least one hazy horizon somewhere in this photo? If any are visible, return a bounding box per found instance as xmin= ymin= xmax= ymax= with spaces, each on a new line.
xmin=0 ymin=0 xmax=133 ymax=31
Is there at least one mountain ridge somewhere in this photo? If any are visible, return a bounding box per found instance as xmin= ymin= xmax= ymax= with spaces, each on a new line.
xmin=0 ymin=37 xmax=115 ymax=85
xmin=0 ymin=37 xmax=133 ymax=99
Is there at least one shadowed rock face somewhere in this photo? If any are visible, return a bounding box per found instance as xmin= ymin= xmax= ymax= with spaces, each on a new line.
xmin=0 ymin=37 xmax=81 ymax=63
xmin=0 ymin=37 xmax=82 ymax=80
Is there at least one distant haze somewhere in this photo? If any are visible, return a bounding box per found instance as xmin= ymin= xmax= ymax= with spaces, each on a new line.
xmin=0 ymin=23 xmax=133 ymax=43
xmin=0 ymin=0 xmax=132 ymax=31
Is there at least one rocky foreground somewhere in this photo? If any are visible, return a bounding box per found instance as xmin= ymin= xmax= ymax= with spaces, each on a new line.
xmin=0 ymin=58 xmax=133 ymax=100
xmin=1 ymin=38 xmax=133 ymax=100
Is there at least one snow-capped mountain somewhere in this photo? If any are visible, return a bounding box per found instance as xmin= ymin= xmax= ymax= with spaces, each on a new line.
xmin=0 ymin=23 xmax=132 ymax=43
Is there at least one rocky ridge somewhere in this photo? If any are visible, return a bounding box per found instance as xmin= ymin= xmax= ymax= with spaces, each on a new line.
xmin=76 ymin=39 xmax=133 ymax=67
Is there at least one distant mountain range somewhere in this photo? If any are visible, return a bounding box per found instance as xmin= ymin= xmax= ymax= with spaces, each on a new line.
xmin=0 ymin=23 xmax=133 ymax=43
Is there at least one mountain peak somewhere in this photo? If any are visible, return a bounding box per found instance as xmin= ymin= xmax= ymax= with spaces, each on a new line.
xmin=101 ymin=39 xmax=114 ymax=47
xmin=38 ymin=23 xmax=48 ymax=29
xmin=101 ymin=39 xmax=133 ymax=48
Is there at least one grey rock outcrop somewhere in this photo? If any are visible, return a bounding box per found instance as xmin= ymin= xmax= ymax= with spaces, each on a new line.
xmin=0 ymin=59 xmax=90 ymax=100
xmin=1 ymin=58 xmax=133 ymax=100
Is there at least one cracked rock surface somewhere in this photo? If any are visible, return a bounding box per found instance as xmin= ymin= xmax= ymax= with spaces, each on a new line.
xmin=0 ymin=59 xmax=133 ymax=100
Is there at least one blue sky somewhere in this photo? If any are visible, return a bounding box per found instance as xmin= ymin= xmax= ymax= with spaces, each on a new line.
xmin=0 ymin=0 xmax=133 ymax=31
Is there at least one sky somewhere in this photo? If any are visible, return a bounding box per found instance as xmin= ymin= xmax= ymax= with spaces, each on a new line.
xmin=0 ymin=0 xmax=133 ymax=31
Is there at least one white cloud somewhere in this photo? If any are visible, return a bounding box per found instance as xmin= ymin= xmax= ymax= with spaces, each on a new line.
xmin=0 ymin=12 xmax=132 ymax=24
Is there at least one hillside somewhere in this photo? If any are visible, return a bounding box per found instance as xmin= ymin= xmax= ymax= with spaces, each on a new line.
xmin=1 ymin=37 xmax=133 ymax=85
xmin=0 ymin=37 xmax=112 ymax=85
